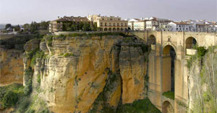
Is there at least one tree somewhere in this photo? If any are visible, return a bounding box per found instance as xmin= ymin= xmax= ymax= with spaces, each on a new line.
xmin=13 ymin=25 xmax=20 ymax=31
xmin=23 ymin=23 xmax=30 ymax=32
xmin=39 ymin=21 xmax=49 ymax=30
xmin=29 ymin=21 xmax=39 ymax=33
xmin=5 ymin=24 xmax=12 ymax=30
xmin=83 ymin=22 xmax=91 ymax=31
xmin=91 ymin=23 xmax=97 ymax=31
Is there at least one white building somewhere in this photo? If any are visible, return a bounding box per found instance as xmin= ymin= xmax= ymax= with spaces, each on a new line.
xmin=128 ymin=18 xmax=140 ymax=30
xmin=134 ymin=20 xmax=146 ymax=31
xmin=145 ymin=17 xmax=172 ymax=31
xmin=88 ymin=15 xmax=128 ymax=31
xmin=167 ymin=22 xmax=194 ymax=32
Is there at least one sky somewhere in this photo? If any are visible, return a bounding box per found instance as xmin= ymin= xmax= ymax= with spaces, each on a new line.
xmin=0 ymin=0 xmax=216 ymax=25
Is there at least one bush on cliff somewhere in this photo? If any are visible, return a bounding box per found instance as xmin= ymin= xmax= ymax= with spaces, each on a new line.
xmin=117 ymin=98 xmax=161 ymax=113
xmin=24 ymin=68 xmax=33 ymax=95
xmin=0 ymin=84 xmax=24 ymax=108
xmin=187 ymin=46 xmax=207 ymax=68
xmin=188 ymin=46 xmax=217 ymax=112
xmin=163 ymin=91 xmax=174 ymax=100
xmin=30 ymin=50 xmax=45 ymax=67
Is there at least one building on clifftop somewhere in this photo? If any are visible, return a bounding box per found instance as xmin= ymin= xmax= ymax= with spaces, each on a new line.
xmin=88 ymin=14 xmax=128 ymax=31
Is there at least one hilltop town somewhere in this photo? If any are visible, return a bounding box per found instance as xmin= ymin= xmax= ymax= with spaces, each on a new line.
xmin=49 ymin=15 xmax=217 ymax=33
xmin=1 ymin=15 xmax=217 ymax=35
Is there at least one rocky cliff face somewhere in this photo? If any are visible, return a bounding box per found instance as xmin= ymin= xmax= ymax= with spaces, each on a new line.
xmin=32 ymin=35 xmax=149 ymax=113
xmin=0 ymin=35 xmax=36 ymax=86
xmin=188 ymin=47 xmax=217 ymax=112
xmin=0 ymin=48 xmax=24 ymax=86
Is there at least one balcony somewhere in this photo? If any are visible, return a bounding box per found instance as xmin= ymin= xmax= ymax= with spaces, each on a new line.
xmin=151 ymin=44 xmax=155 ymax=50
xmin=186 ymin=49 xmax=197 ymax=55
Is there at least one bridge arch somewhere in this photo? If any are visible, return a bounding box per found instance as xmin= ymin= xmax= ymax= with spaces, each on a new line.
xmin=147 ymin=34 xmax=156 ymax=45
xmin=162 ymin=45 xmax=176 ymax=93
xmin=162 ymin=101 xmax=174 ymax=113
xmin=162 ymin=42 xmax=177 ymax=53
xmin=186 ymin=37 xmax=197 ymax=49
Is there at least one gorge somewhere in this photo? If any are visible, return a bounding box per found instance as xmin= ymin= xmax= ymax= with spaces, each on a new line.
xmin=0 ymin=32 xmax=216 ymax=113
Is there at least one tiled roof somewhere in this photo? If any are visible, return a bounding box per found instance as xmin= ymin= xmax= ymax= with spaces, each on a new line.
xmin=56 ymin=16 xmax=89 ymax=22
xmin=173 ymin=22 xmax=190 ymax=25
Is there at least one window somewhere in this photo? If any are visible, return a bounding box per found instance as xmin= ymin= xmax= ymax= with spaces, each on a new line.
xmin=113 ymin=23 xmax=115 ymax=26
xmin=105 ymin=23 xmax=107 ymax=26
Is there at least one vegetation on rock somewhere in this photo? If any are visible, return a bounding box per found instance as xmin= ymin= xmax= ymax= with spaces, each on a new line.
xmin=188 ymin=46 xmax=217 ymax=113
xmin=162 ymin=91 xmax=175 ymax=100
xmin=187 ymin=46 xmax=207 ymax=68
xmin=0 ymin=35 xmax=39 ymax=50
xmin=117 ymin=98 xmax=161 ymax=113
xmin=61 ymin=21 xmax=97 ymax=31
xmin=89 ymin=69 xmax=120 ymax=113
xmin=0 ymin=84 xmax=24 ymax=108
xmin=63 ymin=53 xmax=74 ymax=57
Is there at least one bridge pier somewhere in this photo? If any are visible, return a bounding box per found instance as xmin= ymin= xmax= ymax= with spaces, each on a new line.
xmin=132 ymin=31 xmax=217 ymax=113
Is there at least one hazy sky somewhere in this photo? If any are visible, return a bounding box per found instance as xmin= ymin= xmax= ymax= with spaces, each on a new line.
xmin=0 ymin=0 xmax=216 ymax=25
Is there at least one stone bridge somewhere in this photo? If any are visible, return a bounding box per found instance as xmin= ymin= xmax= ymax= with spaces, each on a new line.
xmin=132 ymin=31 xmax=217 ymax=113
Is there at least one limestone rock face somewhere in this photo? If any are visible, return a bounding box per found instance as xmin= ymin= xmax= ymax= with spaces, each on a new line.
xmin=0 ymin=48 xmax=24 ymax=86
xmin=33 ymin=36 xmax=149 ymax=113
xmin=24 ymin=39 xmax=40 ymax=52
xmin=39 ymin=41 xmax=49 ymax=53
xmin=119 ymin=44 xmax=147 ymax=104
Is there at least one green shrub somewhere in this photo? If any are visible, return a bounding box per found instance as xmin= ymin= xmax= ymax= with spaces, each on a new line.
xmin=24 ymin=68 xmax=33 ymax=95
xmin=16 ymin=97 xmax=31 ymax=113
xmin=44 ymin=35 xmax=53 ymax=47
xmin=2 ymin=91 xmax=19 ymax=107
xmin=49 ymin=32 xmax=129 ymax=40
xmin=63 ymin=53 xmax=74 ymax=57
xmin=27 ymin=48 xmax=39 ymax=59
xmin=162 ymin=91 xmax=175 ymax=100
xmin=0 ymin=84 xmax=24 ymax=108
xmin=30 ymin=50 xmax=44 ymax=67
xmin=196 ymin=47 xmax=207 ymax=58
xmin=117 ymin=98 xmax=161 ymax=113
xmin=187 ymin=46 xmax=207 ymax=68
xmin=37 ymin=75 xmax=41 ymax=84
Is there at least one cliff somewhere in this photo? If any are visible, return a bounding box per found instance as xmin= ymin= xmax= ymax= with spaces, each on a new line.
xmin=0 ymin=48 xmax=24 ymax=86
xmin=29 ymin=35 xmax=150 ymax=113
xmin=0 ymin=35 xmax=36 ymax=86
xmin=0 ymin=33 xmax=161 ymax=113
xmin=188 ymin=47 xmax=217 ymax=112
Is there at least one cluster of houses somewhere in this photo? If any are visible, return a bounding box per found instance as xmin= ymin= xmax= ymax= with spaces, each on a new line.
xmin=129 ymin=17 xmax=217 ymax=32
xmin=0 ymin=25 xmax=24 ymax=35
xmin=49 ymin=15 xmax=217 ymax=33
